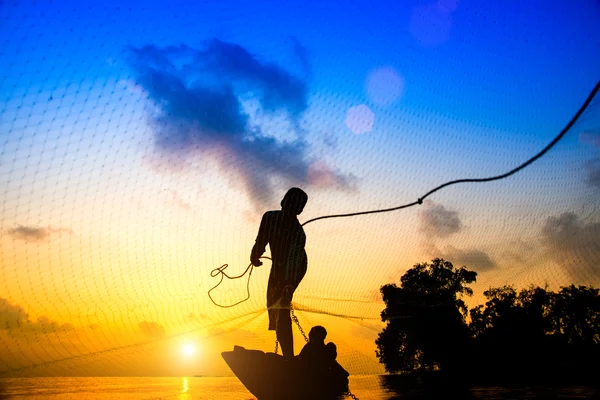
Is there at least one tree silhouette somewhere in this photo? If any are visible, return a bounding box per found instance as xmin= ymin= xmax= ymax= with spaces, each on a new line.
xmin=469 ymin=285 xmax=554 ymax=382
xmin=376 ymin=258 xmax=477 ymax=374
xmin=469 ymin=284 xmax=600 ymax=384
xmin=548 ymin=285 xmax=600 ymax=346
xmin=377 ymin=258 xmax=600 ymax=385
xmin=547 ymin=285 xmax=600 ymax=382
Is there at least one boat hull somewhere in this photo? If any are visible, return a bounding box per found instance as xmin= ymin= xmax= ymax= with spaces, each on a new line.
xmin=222 ymin=345 xmax=349 ymax=400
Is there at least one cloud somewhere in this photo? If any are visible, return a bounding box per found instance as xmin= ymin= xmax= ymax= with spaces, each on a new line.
xmin=289 ymin=36 xmax=311 ymax=78
xmin=584 ymin=158 xmax=600 ymax=188
xmin=307 ymin=161 xmax=356 ymax=189
xmin=579 ymin=130 xmax=600 ymax=148
xmin=501 ymin=238 xmax=537 ymax=266
xmin=127 ymin=39 xmax=354 ymax=208
xmin=138 ymin=321 xmax=166 ymax=338
xmin=418 ymin=201 xmax=495 ymax=271
xmin=6 ymin=226 xmax=49 ymax=241
xmin=541 ymin=212 xmax=600 ymax=283
xmin=579 ymin=130 xmax=600 ymax=188
xmin=440 ymin=245 xmax=498 ymax=272
xmin=167 ymin=190 xmax=192 ymax=212
xmin=418 ymin=200 xmax=463 ymax=237
xmin=0 ymin=298 xmax=74 ymax=334
xmin=5 ymin=225 xmax=72 ymax=242
xmin=423 ymin=242 xmax=497 ymax=272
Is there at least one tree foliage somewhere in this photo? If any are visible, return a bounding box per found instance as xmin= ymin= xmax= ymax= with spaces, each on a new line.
xmin=376 ymin=258 xmax=600 ymax=384
xmin=375 ymin=258 xmax=477 ymax=373
xmin=470 ymin=284 xmax=600 ymax=383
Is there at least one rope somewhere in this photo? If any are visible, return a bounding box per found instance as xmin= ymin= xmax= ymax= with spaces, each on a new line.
xmin=301 ymin=80 xmax=600 ymax=227
xmin=291 ymin=303 xmax=309 ymax=343
xmin=285 ymin=305 xmax=361 ymax=400
xmin=274 ymin=302 xmax=308 ymax=354
xmin=207 ymin=80 xmax=600 ymax=307
xmin=207 ymin=257 xmax=271 ymax=308
xmin=272 ymin=79 xmax=599 ymax=400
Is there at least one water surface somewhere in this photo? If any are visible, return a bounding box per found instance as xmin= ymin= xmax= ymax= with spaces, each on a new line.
xmin=0 ymin=376 xmax=596 ymax=399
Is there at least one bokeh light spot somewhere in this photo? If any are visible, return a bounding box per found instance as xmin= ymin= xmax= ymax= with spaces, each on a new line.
xmin=345 ymin=105 xmax=375 ymax=135
xmin=366 ymin=67 xmax=405 ymax=106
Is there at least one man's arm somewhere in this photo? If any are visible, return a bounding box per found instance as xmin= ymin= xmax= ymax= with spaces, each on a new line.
xmin=250 ymin=213 xmax=270 ymax=266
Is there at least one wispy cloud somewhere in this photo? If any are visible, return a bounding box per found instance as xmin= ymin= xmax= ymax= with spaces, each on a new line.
xmin=418 ymin=202 xmax=497 ymax=271
xmin=418 ymin=200 xmax=462 ymax=237
xmin=127 ymin=39 xmax=354 ymax=209
xmin=579 ymin=130 xmax=600 ymax=148
xmin=166 ymin=190 xmax=192 ymax=212
xmin=584 ymin=158 xmax=600 ymax=188
xmin=579 ymin=130 xmax=600 ymax=189
xmin=541 ymin=212 xmax=600 ymax=283
xmin=439 ymin=245 xmax=497 ymax=272
xmin=0 ymin=298 xmax=74 ymax=334
xmin=5 ymin=225 xmax=72 ymax=242
xmin=501 ymin=238 xmax=537 ymax=266
xmin=424 ymin=242 xmax=498 ymax=272
xmin=138 ymin=321 xmax=166 ymax=338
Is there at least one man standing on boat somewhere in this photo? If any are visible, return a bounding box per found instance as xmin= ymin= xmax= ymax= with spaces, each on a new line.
xmin=250 ymin=187 xmax=308 ymax=358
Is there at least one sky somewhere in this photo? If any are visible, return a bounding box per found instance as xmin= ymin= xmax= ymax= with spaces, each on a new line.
xmin=0 ymin=0 xmax=600 ymax=377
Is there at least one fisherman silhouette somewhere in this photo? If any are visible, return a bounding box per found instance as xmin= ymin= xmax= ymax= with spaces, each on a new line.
xmin=250 ymin=187 xmax=308 ymax=358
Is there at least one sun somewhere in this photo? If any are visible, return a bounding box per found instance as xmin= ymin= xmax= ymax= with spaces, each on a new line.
xmin=182 ymin=343 xmax=196 ymax=357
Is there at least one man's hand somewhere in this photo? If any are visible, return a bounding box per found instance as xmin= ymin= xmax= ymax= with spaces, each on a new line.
xmin=251 ymin=257 xmax=263 ymax=267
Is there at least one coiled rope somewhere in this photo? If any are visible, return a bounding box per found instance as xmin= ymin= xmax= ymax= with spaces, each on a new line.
xmin=208 ymin=256 xmax=271 ymax=308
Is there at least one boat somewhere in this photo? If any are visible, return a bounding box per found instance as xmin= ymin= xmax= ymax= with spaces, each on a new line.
xmin=222 ymin=345 xmax=350 ymax=400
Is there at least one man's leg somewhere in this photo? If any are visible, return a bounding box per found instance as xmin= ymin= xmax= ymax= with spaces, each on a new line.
xmin=276 ymin=285 xmax=294 ymax=358
xmin=276 ymin=309 xmax=293 ymax=358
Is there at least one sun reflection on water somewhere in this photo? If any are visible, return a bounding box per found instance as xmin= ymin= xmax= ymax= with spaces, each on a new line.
xmin=177 ymin=377 xmax=191 ymax=399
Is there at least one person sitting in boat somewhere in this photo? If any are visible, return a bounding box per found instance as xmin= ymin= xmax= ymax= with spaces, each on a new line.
xmin=326 ymin=342 xmax=337 ymax=361
xmin=250 ymin=187 xmax=309 ymax=359
xmin=298 ymin=325 xmax=335 ymax=365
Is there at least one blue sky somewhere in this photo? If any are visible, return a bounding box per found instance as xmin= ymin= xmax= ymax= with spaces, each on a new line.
xmin=1 ymin=0 xmax=599 ymax=277
xmin=3 ymin=0 xmax=599 ymax=194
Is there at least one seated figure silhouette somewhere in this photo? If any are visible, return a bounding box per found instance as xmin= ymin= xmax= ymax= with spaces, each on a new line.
xmin=298 ymin=326 xmax=335 ymax=366
xmin=221 ymin=323 xmax=349 ymax=400
xmin=250 ymin=187 xmax=309 ymax=358
xmin=326 ymin=342 xmax=337 ymax=361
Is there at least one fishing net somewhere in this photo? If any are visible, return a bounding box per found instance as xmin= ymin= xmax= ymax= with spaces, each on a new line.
xmin=0 ymin=1 xmax=599 ymax=398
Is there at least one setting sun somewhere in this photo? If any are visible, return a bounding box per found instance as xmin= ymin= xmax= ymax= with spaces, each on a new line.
xmin=182 ymin=343 xmax=197 ymax=358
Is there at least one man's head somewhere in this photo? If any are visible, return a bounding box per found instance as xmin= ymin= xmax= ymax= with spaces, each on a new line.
xmin=326 ymin=342 xmax=337 ymax=359
xmin=280 ymin=187 xmax=308 ymax=215
xmin=308 ymin=325 xmax=327 ymax=343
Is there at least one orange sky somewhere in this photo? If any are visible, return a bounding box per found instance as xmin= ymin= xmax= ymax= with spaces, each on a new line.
xmin=1 ymin=162 xmax=598 ymax=377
